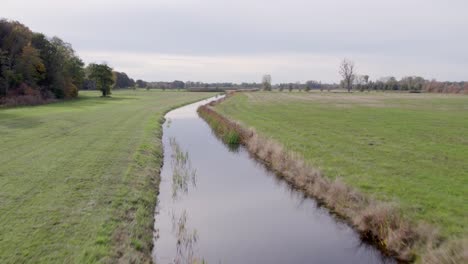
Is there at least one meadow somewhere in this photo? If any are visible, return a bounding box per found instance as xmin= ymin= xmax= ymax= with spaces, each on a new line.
xmin=0 ymin=90 xmax=213 ymax=263
xmin=214 ymin=91 xmax=468 ymax=240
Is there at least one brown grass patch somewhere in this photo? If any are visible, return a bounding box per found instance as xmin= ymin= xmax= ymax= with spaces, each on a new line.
xmin=422 ymin=239 xmax=468 ymax=264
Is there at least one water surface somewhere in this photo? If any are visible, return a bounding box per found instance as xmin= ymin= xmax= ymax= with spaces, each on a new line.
xmin=153 ymin=97 xmax=394 ymax=264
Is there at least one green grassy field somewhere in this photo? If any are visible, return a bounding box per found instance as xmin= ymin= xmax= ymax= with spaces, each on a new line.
xmin=0 ymin=90 xmax=213 ymax=263
xmin=215 ymin=92 xmax=468 ymax=239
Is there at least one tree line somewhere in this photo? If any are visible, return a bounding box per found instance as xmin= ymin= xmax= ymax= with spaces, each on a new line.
xmin=0 ymin=19 xmax=139 ymax=105
xmin=0 ymin=19 xmax=85 ymax=105
xmin=129 ymin=80 xmax=185 ymax=90
xmin=2 ymin=18 xmax=465 ymax=104
xmin=337 ymin=59 xmax=468 ymax=94
xmin=138 ymin=81 xmax=264 ymax=91
xmin=259 ymin=60 xmax=467 ymax=94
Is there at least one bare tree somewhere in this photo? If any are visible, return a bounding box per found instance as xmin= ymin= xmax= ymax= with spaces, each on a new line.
xmin=339 ymin=59 xmax=355 ymax=92
xmin=262 ymin=74 xmax=272 ymax=91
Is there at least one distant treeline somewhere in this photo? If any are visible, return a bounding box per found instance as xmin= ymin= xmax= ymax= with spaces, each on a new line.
xmin=276 ymin=81 xmax=333 ymax=92
xmin=348 ymin=76 xmax=468 ymax=94
xmin=186 ymin=81 xmax=261 ymax=90
xmin=420 ymin=80 xmax=468 ymax=94
xmin=134 ymin=80 xmax=261 ymax=91
xmin=136 ymin=77 xmax=468 ymax=94
xmin=273 ymin=77 xmax=468 ymax=94
xmin=125 ymin=80 xmax=185 ymax=90
xmin=86 ymin=75 xmax=468 ymax=94
xmin=0 ymin=19 xmax=137 ymax=105
xmin=129 ymin=80 xmax=263 ymax=91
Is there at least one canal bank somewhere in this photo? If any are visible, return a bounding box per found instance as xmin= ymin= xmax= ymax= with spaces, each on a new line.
xmin=152 ymin=96 xmax=394 ymax=263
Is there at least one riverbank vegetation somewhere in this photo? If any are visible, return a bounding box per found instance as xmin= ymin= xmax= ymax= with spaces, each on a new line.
xmin=0 ymin=90 xmax=213 ymax=263
xmin=199 ymin=101 xmax=242 ymax=146
xmin=203 ymin=92 xmax=467 ymax=262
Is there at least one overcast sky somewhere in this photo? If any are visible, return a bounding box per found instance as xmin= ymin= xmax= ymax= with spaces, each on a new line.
xmin=3 ymin=0 xmax=468 ymax=83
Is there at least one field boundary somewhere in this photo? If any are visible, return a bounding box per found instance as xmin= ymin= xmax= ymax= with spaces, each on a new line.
xmin=197 ymin=93 xmax=466 ymax=263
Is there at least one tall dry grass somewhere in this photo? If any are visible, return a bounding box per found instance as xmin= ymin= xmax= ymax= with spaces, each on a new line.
xmin=198 ymin=94 xmax=466 ymax=263
xmin=422 ymin=239 xmax=468 ymax=264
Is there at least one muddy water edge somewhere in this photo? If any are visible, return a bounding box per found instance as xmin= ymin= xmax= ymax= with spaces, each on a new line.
xmin=152 ymin=96 xmax=395 ymax=264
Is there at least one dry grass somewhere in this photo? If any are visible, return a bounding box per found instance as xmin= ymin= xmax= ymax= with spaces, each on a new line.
xmin=197 ymin=94 xmax=467 ymax=263
xmin=422 ymin=239 xmax=468 ymax=264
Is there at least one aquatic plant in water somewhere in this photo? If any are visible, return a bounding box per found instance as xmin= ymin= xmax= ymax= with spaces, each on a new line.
xmin=169 ymin=137 xmax=197 ymax=200
xmin=171 ymin=210 xmax=204 ymax=264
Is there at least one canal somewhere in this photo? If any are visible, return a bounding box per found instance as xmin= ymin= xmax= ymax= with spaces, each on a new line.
xmin=152 ymin=96 xmax=394 ymax=264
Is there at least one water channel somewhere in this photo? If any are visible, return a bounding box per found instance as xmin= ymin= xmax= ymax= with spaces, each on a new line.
xmin=152 ymin=96 xmax=394 ymax=264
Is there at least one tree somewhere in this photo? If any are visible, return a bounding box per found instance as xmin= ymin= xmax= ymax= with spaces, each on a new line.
xmin=136 ymin=79 xmax=147 ymax=88
xmin=362 ymin=75 xmax=369 ymax=92
xmin=112 ymin=71 xmax=134 ymax=89
xmin=304 ymin=81 xmax=311 ymax=92
xmin=339 ymin=59 xmax=355 ymax=92
xmin=0 ymin=20 xmax=34 ymax=97
xmin=400 ymin=76 xmax=425 ymax=92
xmin=306 ymin=80 xmax=321 ymax=92
xmin=386 ymin=77 xmax=398 ymax=90
xmin=278 ymin=84 xmax=284 ymax=91
xmin=82 ymin=79 xmax=96 ymax=90
xmin=15 ymin=44 xmax=45 ymax=85
xmin=0 ymin=20 xmax=85 ymax=101
xmin=296 ymin=81 xmax=302 ymax=92
xmin=262 ymin=74 xmax=272 ymax=91
xmin=88 ymin=63 xmax=113 ymax=97
xmin=354 ymin=75 xmax=369 ymax=92
xmin=172 ymin=80 xmax=185 ymax=90
xmin=48 ymin=37 xmax=84 ymax=98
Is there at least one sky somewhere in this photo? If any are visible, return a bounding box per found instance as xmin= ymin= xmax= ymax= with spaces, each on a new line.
xmin=2 ymin=0 xmax=468 ymax=83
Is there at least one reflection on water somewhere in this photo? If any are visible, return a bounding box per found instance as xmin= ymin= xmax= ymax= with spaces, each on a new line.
xmin=153 ymin=96 xmax=395 ymax=264
xmin=170 ymin=209 xmax=204 ymax=264
xmin=166 ymin=118 xmax=172 ymax=128
xmin=170 ymin=137 xmax=197 ymax=200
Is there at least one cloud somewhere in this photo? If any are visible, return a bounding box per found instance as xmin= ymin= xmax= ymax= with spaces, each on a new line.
xmin=79 ymin=51 xmax=467 ymax=83
xmin=2 ymin=0 xmax=468 ymax=82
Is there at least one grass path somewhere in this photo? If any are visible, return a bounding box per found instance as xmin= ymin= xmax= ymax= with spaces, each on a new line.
xmin=215 ymin=92 xmax=468 ymax=239
xmin=0 ymin=90 xmax=213 ymax=263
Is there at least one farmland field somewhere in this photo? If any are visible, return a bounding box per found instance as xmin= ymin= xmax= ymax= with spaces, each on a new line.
xmin=214 ymin=92 xmax=468 ymax=239
xmin=0 ymin=90 xmax=213 ymax=263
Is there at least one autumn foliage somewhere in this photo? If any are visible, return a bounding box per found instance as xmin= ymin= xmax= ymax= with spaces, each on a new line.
xmin=0 ymin=19 xmax=84 ymax=105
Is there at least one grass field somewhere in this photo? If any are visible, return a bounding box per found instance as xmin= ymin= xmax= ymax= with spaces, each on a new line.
xmin=0 ymin=90 xmax=213 ymax=263
xmin=215 ymin=92 xmax=468 ymax=239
